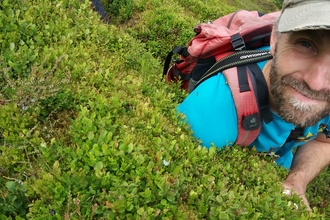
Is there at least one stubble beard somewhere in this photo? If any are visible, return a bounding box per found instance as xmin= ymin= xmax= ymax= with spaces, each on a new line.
xmin=269 ymin=55 xmax=330 ymax=128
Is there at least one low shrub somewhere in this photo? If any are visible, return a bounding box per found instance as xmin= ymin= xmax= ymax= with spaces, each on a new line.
xmin=1 ymin=0 xmax=329 ymax=219
xmin=102 ymin=0 xmax=134 ymax=22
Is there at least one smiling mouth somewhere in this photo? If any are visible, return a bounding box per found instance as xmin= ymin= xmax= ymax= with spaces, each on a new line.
xmin=289 ymin=86 xmax=321 ymax=102
xmin=285 ymin=80 xmax=329 ymax=102
xmin=281 ymin=74 xmax=330 ymax=102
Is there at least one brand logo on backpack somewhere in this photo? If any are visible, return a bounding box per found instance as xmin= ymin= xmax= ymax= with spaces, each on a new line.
xmin=240 ymin=51 xmax=271 ymax=60
xmin=242 ymin=113 xmax=260 ymax=131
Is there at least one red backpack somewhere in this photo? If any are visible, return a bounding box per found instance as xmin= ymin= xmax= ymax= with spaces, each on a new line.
xmin=163 ymin=10 xmax=281 ymax=146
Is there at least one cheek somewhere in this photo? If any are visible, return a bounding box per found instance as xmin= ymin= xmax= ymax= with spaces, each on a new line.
xmin=274 ymin=53 xmax=310 ymax=78
xmin=274 ymin=43 xmax=315 ymax=77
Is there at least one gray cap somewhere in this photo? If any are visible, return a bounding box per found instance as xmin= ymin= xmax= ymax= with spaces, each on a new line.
xmin=278 ymin=0 xmax=330 ymax=33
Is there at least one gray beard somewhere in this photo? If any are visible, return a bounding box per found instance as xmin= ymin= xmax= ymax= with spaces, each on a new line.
xmin=269 ymin=56 xmax=330 ymax=128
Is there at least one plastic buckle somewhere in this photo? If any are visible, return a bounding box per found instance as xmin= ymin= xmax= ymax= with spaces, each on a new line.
xmin=231 ymin=33 xmax=246 ymax=51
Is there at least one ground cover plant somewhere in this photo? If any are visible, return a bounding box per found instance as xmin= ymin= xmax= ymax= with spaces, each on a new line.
xmin=0 ymin=0 xmax=329 ymax=219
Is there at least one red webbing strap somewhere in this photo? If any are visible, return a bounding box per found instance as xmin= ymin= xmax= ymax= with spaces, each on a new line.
xmin=222 ymin=67 xmax=261 ymax=146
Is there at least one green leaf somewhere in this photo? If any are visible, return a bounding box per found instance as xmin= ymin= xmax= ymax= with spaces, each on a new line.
xmin=0 ymin=214 xmax=9 ymax=220
xmin=218 ymin=212 xmax=230 ymax=219
xmin=10 ymin=42 xmax=15 ymax=51
xmin=88 ymin=131 xmax=94 ymax=140
xmin=95 ymin=161 xmax=103 ymax=170
xmin=127 ymin=143 xmax=134 ymax=153
xmin=5 ymin=181 xmax=16 ymax=192
xmin=53 ymin=160 xmax=60 ymax=169
xmin=137 ymin=207 xmax=144 ymax=216
xmin=81 ymin=117 xmax=93 ymax=128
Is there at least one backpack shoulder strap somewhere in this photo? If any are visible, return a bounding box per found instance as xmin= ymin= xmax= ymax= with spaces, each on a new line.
xmin=222 ymin=66 xmax=261 ymax=146
xmin=246 ymin=63 xmax=273 ymax=124
xmin=195 ymin=50 xmax=273 ymax=146
xmin=194 ymin=50 xmax=273 ymax=89
xmin=222 ymin=62 xmax=272 ymax=146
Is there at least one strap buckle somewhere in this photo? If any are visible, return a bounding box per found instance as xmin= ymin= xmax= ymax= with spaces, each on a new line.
xmin=231 ymin=33 xmax=246 ymax=51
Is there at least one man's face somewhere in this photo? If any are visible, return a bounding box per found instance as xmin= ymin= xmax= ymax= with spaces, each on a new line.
xmin=269 ymin=30 xmax=330 ymax=128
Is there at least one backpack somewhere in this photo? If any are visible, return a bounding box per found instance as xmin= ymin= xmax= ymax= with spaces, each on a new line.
xmin=163 ymin=10 xmax=281 ymax=147
xmin=163 ymin=11 xmax=330 ymax=153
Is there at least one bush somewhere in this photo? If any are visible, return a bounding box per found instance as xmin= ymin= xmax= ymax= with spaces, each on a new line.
xmin=1 ymin=0 xmax=329 ymax=218
xmin=102 ymin=0 xmax=134 ymax=22
xmin=0 ymin=179 xmax=28 ymax=218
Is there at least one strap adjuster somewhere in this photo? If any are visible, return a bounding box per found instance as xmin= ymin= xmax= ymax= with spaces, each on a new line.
xmin=231 ymin=33 xmax=246 ymax=51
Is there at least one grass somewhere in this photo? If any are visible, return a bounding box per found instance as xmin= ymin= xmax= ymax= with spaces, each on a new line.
xmin=0 ymin=0 xmax=329 ymax=218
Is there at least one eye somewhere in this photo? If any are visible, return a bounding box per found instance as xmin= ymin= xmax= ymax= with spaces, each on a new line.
xmin=287 ymin=32 xmax=318 ymax=55
xmin=300 ymin=40 xmax=312 ymax=48
xmin=296 ymin=39 xmax=316 ymax=54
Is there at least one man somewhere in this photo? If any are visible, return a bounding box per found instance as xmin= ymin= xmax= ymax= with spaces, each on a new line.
xmin=177 ymin=0 xmax=330 ymax=210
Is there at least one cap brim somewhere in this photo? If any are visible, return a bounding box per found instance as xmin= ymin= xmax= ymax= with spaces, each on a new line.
xmin=278 ymin=2 xmax=330 ymax=33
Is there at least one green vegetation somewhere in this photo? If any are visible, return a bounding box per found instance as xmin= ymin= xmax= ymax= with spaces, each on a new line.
xmin=0 ymin=0 xmax=329 ymax=218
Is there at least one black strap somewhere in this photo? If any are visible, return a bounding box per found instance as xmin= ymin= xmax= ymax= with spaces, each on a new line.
xmin=163 ymin=46 xmax=189 ymax=78
xmin=194 ymin=50 xmax=273 ymax=90
xmin=275 ymin=127 xmax=304 ymax=157
xmin=173 ymin=68 xmax=191 ymax=81
xmin=237 ymin=65 xmax=250 ymax=92
xmin=286 ymin=127 xmax=304 ymax=143
xmin=236 ymin=64 xmax=273 ymax=125
xmin=246 ymin=63 xmax=273 ymax=124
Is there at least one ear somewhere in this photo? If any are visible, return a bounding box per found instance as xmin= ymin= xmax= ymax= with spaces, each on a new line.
xmin=270 ymin=24 xmax=277 ymax=56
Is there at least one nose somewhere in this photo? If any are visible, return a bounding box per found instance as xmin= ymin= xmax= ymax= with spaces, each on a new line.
xmin=303 ymin=55 xmax=330 ymax=91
